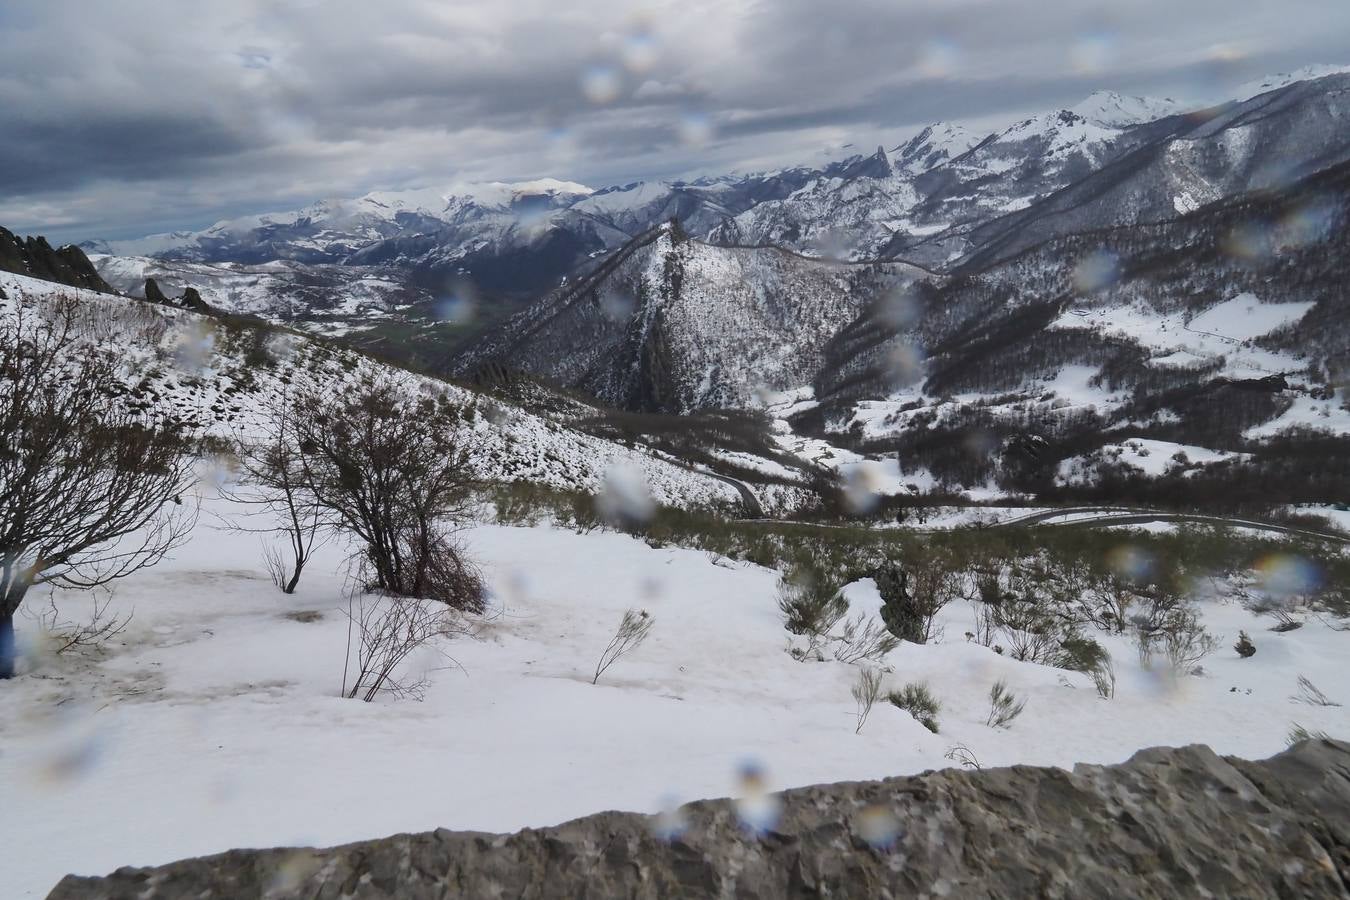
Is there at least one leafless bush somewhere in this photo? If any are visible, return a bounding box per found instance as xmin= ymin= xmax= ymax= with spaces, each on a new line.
xmin=986 ymin=679 xmax=1026 ymax=728
xmin=833 ymin=614 xmax=900 ymax=664
xmin=32 ymin=588 xmax=131 ymax=655
xmin=593 ymin=608 xmax=654 ymax=684
xmin=1293 ymin=675 xmax=1340 ymax=707
xmin=851 ymin=666 xmax=884 ymax=734
xmin=341 ymin=590 xmax=472 ymax=702
xmin=944 ymin=743 xmax=982 ymax=770
xmin=2 ymin=296 xmax=198 ymax=678
xmin=992 ymin=600 xmax=1061 ymax=665
xmin=224 ymin=393 xmax=326 ymax=595
xmin=1089 ymin=656 xmax=1116 ymax=700
xmin=290 ymin=372 xmax=483 ymax=611
xmin=1154 ymin=608 xmax=1219 ymax=675
xmin=969 ymin=603 xmax=999 ymax=648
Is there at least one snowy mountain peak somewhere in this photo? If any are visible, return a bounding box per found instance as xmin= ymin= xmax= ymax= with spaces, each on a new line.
xmin=1234 ymin=64 xmax=1350 ymax=101
xmin=891 ymin=122 xmax=984 ymax=174
xmin=1070 ymin=90 xmax=1185 ymax=127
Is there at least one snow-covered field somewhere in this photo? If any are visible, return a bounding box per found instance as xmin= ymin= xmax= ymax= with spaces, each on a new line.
xmin=3 ymin=495 xmax=1348 ymax=897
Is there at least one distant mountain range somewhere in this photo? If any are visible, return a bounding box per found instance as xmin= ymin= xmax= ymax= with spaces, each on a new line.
xmin=8 ymin=65 xmax=1342 ymax=506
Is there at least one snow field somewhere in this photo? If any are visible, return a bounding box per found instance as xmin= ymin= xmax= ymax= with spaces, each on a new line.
xmin=3 ymin=496 xmax=1347 ymax=897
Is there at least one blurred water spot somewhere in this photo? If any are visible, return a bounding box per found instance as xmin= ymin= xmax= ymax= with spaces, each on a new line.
xmin=1072 ymin=250 xmax=1120 ymax=294
xmin=581 ymin=65 xmax=622 ymax=104
xmin=808 ymin=228 xmax=851 ymax=260
xmin=265 ymin=332 xmax=298 ymax=364
xmin=1277 ymin=198 xmax=1337 ymax=250
xmin=599 ymin=291 xmax=636 ymax=323
xmin=650 ymin=794 xmax=688 ymax=841
xmin=597 ymin=463 xmax=656 ymax=526
xmin=678 ymin=111 xmax=714 ymax=148
xmin=621 ymin=30 xmax=659 ymax=74
xmin=886 ymin=341 xmax=924 ymax=388
xmin=1256 ymin=554 xmax=1321 ymax=597
xmin=877 ymin=286 xmax=921 ymax=329
xmin=170 ymin=319 xmax=217 ymax=375
xmin=30 ymin=703 xmax=114 ymax=787
xmin=640 ymin=575 xmax=664 ymax=601
xmin=266 ymin=851 xmax=323 ymax=893
xmin=195 ymin=452 xmax=239 ymax=493
xmin=917 ymin=37 xmax=960 ymax=78
xmin=735 ymin=759 xmax=782 ymax=836
xmin=963 ymin=429 xmax=998 ymax=461
xmin=1069 ymin=31 xmax=1117 ymax=74
xmin=857 ymin=804 xmax=902 ymax=850
xmin=1107 ymin=545 xmax=1155 ymax=584
xmin=842 ymin=463 xmax=885 ymax=516
xmin=1222 ymin=222 xmax=1272 ymax=262
xmin=436 ymin=278 xmax=478 ymax=324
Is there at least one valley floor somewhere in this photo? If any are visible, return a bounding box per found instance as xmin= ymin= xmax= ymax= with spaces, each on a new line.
xmin=2 ymin=498 xmax=1348 ymax=897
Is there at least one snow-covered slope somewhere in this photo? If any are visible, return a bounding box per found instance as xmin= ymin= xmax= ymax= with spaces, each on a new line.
xmin=799 ymin=155 xmax=1350 ymax=500
xmin=0 ymin=269 xmax=761 ymax=511
xmin=456 ymin=225 xmax=923 ymax=413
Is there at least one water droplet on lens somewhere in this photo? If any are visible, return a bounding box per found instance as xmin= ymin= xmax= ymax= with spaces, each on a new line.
xmin=581 ymin=65 xmax=622 ymax=104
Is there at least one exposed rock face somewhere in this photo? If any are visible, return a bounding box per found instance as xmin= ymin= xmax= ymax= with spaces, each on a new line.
xmin=49 ymin=740 xmax=1350 ymax=899
xmin=143 ymin=277 xmax=213 ymax=314
xmin=0 ymin=226 xmax=114 ymax=294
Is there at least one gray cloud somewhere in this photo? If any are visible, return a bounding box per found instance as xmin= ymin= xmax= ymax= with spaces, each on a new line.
xmin=0 ymin=0 xmax=1345 ymax=243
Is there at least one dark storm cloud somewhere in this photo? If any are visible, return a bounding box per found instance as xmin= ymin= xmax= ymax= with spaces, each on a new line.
xmin=0 ymin=0 xmax=1345 ymax=243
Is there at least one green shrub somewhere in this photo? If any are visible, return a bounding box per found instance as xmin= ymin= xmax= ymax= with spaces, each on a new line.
xmin=887 ymin=682 xmax=941 ymax=733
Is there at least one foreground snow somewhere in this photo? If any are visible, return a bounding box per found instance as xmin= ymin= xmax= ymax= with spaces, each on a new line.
xmin=2 ymin=499 xmax=1347 ymax=897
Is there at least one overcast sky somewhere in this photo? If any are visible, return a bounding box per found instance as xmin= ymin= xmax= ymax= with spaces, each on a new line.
xmin=1 ymin=0 xmax=1346 ymax=244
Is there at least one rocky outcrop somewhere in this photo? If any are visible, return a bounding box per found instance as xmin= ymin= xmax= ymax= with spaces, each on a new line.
xmin=0 ymin=226 xmax=114 ymax=294
xmin=143 ymin=277 xmax=213 ymax=314
xmin=49 ymin=740 xmax=1350 ymax=899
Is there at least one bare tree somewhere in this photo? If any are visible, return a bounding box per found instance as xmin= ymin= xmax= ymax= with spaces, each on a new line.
xmin=593 ymin=608 xmax=654 ymax=684
xmin=223 ymin=392 xmax=326 ymax=594
xmin=1 ymin=297 xmax=197 ymax=678
xmin=290 ymin=372 xmax=483 ymax=610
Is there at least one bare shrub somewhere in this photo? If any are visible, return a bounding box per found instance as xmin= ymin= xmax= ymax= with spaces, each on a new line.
xmin=224 ymin=393 xmax=326 ymax=594
xmin=986 ymin=679 xmax=1026 ymax=728
xmin=1293 ymin=675 xmax=1340 ymax=707
xmin=944 ymin=743 xmax=982 ymax=770
xmin=593 ymin=608 xmax=654 ymax=684
xmin=2 ymin=296 xmax=198 ymax=678
xmin=833 ymin=614 xmax=900 ymax=664
xmin=31 ymin=588 xmax=131 ymax=656
xmin=1160 ymin=609 xmax=1219 ymax=675
xmin=887 ymin=682 xmax=940 ymax=733
xmin=992 ymin=600 xmax=1061 ymax=665
xmin=290 ymin=372 xmax=483 ymax=612
xmin=851 ymin=666 xmax=884 ymax=734
xmin=341 ymin=590 xmax=472 ymax=702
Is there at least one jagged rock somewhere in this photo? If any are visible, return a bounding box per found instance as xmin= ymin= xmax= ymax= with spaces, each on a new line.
xmin=177 ymin=286 xmax=211 ymax=314
xmin=48 ymin=740 xmax=1350 ymax=899
xmin=143 ymin=277 xmax=170 ymax=306
xmin=0 ymin=226 xmax=115 ymax=294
